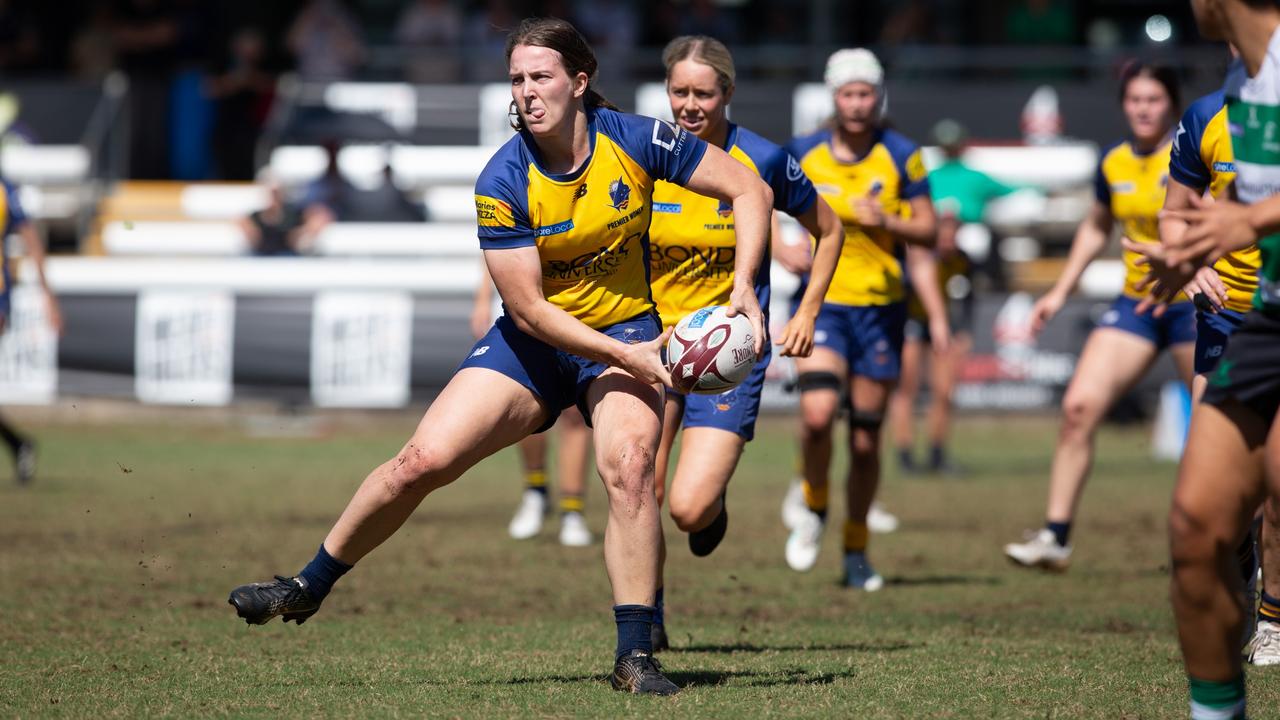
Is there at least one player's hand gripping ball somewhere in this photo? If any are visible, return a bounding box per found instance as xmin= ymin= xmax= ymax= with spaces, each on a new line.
xmin=665 ymin=306 xmax=757 ymax=395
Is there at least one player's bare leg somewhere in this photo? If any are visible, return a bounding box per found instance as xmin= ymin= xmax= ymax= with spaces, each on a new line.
xmin=925 ymin=332 xmax=971 ymax=474
xmin=667 ymin=427 xmax=744 ymax=554
xmin=1006 ymin=329 xmax=1158 ymax=570
xmin=586 ymin=367 xmax=665 ymax=608
xmin=325 ymin=369 xmax=546 ymax=563
xmin=890 ymin=336 xmax=924 ymax=473
xmin=787 ymin=348 xmax=847 ymax=572
xmin=230 ymin=368 xmax=546 ymax=624
xmin=650 ymin=393 xmax=684 ymax=651
xmin=509 ymin=432 xmax=550 ymax=539
xmin=1170 ymin=399 xmax=1267 ymax=692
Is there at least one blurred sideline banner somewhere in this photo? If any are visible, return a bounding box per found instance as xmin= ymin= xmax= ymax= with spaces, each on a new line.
xmin=0 ymin=286 xmax=58 ymax=405
xmin=36 ymin=257 xmax=1183 ymax=412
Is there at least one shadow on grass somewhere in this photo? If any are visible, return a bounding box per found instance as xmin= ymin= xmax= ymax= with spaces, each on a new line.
xmin=491 ymin=667 xmax=854 ymax=688
xmin=882 ymin=574 xmax=1000 ymax=587
xmin=676 ymin=640 xmax=914 ymax=654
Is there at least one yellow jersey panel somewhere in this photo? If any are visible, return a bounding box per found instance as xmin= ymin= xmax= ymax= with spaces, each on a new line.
xmin=648 ymin=124 xmax=819 ymax=328
xmin=1095 ymin=139 xmax=1175 ymax=300
xmin=787 ymin=128 xmax=930 ymax=307
xmin=1171 ymin=91 xmax=1259 ymax=313
xmin=474 ymin=108 xmax=707 ymax=329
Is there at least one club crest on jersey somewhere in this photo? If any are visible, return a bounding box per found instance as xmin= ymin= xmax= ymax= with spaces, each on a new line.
xmin=608 ymin=177 xmax=631 ymax=211
xmin=716 ymin=199 xmax=733 ymax=218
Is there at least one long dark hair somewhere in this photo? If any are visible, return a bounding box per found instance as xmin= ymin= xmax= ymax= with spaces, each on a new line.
xmin=1117 ymin=60 xmax=1181 ymax=115
xmin=504 ymin=17 xmax=617 ymax=131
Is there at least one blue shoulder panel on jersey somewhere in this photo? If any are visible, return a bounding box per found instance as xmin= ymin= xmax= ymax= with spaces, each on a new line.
xmin=1170 ymin=91 xmax=1225 ymax=190
xmin=785 ymin=129 xmax=832 ymax=166
xmin=734 ymin=125 xmax=819 ymax=217
xmin=2 ymin=179 xmax=26 ymax=233
xmin=593 ymin=107 xmax=708 ymax=187
xmin=1094 ymin=140 xmax=1124 ymax=206
xmin=473 ymin=136 xmax=535 ymax=250
xmin=880 ymin=129 xmax=930 ymax=200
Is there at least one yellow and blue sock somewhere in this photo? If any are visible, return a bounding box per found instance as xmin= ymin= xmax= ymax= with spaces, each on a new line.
xmin=525 ymin=469 xmax=548 ymax=496
xmin=298 ymin=544 xmax=352 ymax=602
xmin=1259 ymin=591 xmax=1280 ymax=625
xmin=1188 ymin=675 xmax=1246 ymax=720
xmin=613 ymin=604 xmax=654 ymax=658
xmin=559 ymin=493 xmax=584 ymax=516
xmin=804 ymin=480 xmax=829 ymax=522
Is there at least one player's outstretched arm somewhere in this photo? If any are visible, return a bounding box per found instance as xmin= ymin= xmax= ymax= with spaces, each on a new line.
xmin=16 ymin=222 xmax=61 ymax=335
xmin=1030 ymin=201 xmax=1113 ymax=335
xmin=777 ymin=196 xmax=843 ymax=357
xmin=681 ymin=143 xmax=773 ymax=357
xmin=486 ymin=245 xmax=673 ymax=387
xmin=905 ymin=244 xmax=950 ymax=354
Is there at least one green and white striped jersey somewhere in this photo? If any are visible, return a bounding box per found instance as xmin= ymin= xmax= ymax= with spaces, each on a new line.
xmin=1226 ymin=34 xmax=1280 ymax=314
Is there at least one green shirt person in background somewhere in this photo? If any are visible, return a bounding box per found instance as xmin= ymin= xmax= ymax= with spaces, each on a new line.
xmin=927 ymin=119 xmax=1018 ymax=224
xmin=890 ymin=119 xmax=1010 ymax=476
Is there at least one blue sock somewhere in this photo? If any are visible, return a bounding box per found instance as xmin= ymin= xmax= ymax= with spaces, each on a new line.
xmin=613 ymin=604 xmax=654 ymax=659
xmin=298 ymin=544 xmax=352 ymax=602
xmin=1046 ymin=521 xmax=1071 ymax=547
xmin=653 ymin=587 xmax=665 ymax=627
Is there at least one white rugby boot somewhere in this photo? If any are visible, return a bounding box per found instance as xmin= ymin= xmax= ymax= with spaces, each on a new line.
xmin=1004 ymin=528 xmax=1072 ymax=572
xmin=558 ymin=511 xmax=593 ymax=547
xmin=785 ymin=511 xmax=825 ymax=572
xmin=867 ymin=502 xmax=900 ymax=534
xmin=1248 ymin=621 xmax=1280 ymax=666
xmin=508 ymin=489 xmax=547 ymax=540
xmin=781 ymin=478 xmax=810 ymax=531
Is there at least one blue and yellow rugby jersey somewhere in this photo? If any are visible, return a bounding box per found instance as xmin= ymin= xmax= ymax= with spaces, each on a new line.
xmin=649 ymin=124 xmax=818 ymax=328
xmin=474 ymin=107 xmax=707 ymax=329
xmin=0 ymin=180 xmax=28 ymax=295
xmin=1094 ymin=138 xmax=1181 ymax=301
xmin=1170 ymin=90 xmax=1259 ymax=314
xmin=786 ymin=128 xmax=930 ymax=307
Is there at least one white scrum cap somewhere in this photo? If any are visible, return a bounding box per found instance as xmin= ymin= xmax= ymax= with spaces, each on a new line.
xmin=824 ymin=48 xmax=883 ymax=91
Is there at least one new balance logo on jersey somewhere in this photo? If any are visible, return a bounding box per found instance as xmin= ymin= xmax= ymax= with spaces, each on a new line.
xmin=572 ymin=183 xmax=588 ymax=202
xmin=470 ymin=346 xmax=490 ymax=358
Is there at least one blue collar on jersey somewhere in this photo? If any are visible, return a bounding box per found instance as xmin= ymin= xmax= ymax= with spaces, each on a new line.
xmin=520 ymin=106 xmax=600 ymax=183
xmin=825 ymin=127 xmax=886 ymax=165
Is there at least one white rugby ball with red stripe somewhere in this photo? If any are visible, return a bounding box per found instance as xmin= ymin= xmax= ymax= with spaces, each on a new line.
xmin=665 ymin=306 xmax=756 ymax=395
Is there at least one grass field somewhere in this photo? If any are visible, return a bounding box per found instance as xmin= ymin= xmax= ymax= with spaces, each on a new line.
xmin=1 ymin=409 xmax=1276 ymax=718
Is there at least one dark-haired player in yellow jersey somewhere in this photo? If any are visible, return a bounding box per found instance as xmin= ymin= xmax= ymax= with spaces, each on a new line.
xmin=1004 ymin=62 xmax=1194 ymax=571
xmin=646 ymin=35 xmax=844 ymax=649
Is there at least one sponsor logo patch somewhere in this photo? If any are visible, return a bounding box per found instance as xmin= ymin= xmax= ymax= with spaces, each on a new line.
xmin=653 ymin=202 xmax=682 ymax=214
xmin=535 ymin=219 xmax=575 ymax=237
xmin=475 ymin=195 xmax=515 ymax=228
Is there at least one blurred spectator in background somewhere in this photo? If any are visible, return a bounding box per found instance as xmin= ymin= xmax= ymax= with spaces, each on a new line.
xmin=208 ymin=28 xmax=276 ymax=181
xmin=112 ymin=0 xmax=179 ymax=179
xmin=395 ymin=0 xmax=463 ymax=83
xmin=239 ymin=179 xmax=329 ymax=257
xmin=343 ymin=161 xmax=425 ymax=223
xmin=287 ymin=0 xmax=366 ymax=82
xmin=0 ymin=93 xmax=38 ymax=146
xmin=300 ymin=141 xmax=355 ymax=220
xmin=1005 ymin=0 xmax=1075 ymax=45
xmin=464 ymin=0 xmax=518 ymax=81
xmin=678 ymin=0 xmax=741 ymax=45
xmin=0 ymin=0 xmax=40 ymax=73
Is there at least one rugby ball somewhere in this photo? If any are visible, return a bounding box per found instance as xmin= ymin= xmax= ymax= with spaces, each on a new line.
xmin=666 ymin=306 xmax=757 ymax=395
